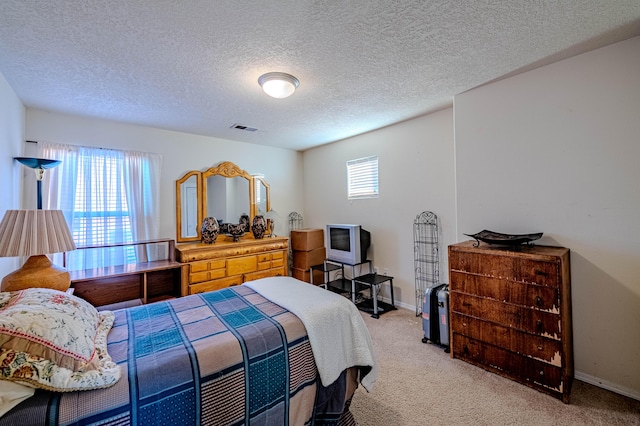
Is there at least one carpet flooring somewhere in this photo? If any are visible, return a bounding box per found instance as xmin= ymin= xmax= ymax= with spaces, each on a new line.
xmin=349 ymin=308 xmax=640 ymax=425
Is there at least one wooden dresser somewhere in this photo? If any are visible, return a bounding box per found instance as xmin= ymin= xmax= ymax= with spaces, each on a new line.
xmin=448 ymin=241 xmax=573 ymax=403
xmin=175 ymin=236 xmax=288 ymax=295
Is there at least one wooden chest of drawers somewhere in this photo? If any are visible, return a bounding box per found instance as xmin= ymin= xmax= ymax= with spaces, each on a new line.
xmin=175 ymin=236 xmax=288 ymax=295
xmin=448 ymin=241 xmax=573 ymax=403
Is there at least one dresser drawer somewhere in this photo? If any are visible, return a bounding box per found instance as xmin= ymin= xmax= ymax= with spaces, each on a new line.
xmin=451 ymin=313 xmax=563 ymax=366
xmin=227 ymin=255 xmax=258 ymax=275
xmin=244 ymin=266 xmax=286 ymax=282
xmin=190 ymin=271 xmax=210 ymax=284
xmin=452 ymin=334 xmax=564 ymax=394
xmin=188 ymin=276 xmax=242 ymax=294
xmin=450 ymin=271 xmax=559 ymax=312
xmin=451 ymin=292 xmax=561 ymax=339
xmin=257 ymin=261 xmax=272 ymax=271
xmin=190 ymin=260 xmax=210 ymax=273
xmin=450 ymin=252 xmax=559 ymax=287
xmin=189 ymin=258 xmax=226 ymax=283
xmin=190 ymin=259 xmax=226 ymax=273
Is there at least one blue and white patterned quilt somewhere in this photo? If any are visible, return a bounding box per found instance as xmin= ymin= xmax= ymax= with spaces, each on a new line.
xmin=0 ymin=285 xmax=358 ymax=425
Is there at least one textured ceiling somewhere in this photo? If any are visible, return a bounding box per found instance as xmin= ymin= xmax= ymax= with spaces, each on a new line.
xmin=1 ymin=1 xmax=639 ymax=151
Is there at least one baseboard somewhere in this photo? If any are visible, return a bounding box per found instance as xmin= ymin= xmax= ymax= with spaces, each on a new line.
xmin=575 ymin=371 xmax=640 ymax=402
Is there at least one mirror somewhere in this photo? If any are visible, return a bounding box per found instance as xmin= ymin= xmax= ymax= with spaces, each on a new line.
xmin=206 ymin=176 xmax=250 ymax=224
xmin=254 ymin=176 xmax=270 ymax=216
xmin=175 ymin=171 xmax=202 ymax=242
xmin=176 ymin=161 xmax=269 ymax=243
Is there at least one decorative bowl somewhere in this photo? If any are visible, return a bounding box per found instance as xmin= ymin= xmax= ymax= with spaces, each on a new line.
xmin=464 ymin=230 xmax=543 ymax=246
xmin=226 ymin=224 xmax=246 ymax=242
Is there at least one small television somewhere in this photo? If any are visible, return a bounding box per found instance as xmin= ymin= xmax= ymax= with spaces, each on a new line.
xmin=326 ymin=224 xmax=371 ymax=264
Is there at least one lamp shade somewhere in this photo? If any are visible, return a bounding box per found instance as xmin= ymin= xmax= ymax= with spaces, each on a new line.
xmin=263 ymin=209 xmax=279 ymax=237
xmin=0 ymin=210 xmax=76 ymax=257
xmin=14 ymin=157 xmax=61 ymax=170
xmin=14 ymin=157 xmax=62 ymax=210
xmin=0 ymin=210 xmax=76 ymax=292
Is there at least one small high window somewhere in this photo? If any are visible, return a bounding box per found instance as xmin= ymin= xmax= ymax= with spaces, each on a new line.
xmin=347 ymin=156 xmax=379 ymax=199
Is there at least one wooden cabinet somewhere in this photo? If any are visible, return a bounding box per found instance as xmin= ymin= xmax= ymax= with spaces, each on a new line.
xmin=68 ymin=239 xmax=185 ymax=308
xmin=448 ymin=241 xmax=573 ymax=403
xmin=176 ymin=236 xmax=288 ymax=295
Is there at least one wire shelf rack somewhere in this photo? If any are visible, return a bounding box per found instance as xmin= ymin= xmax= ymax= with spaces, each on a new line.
xmin=414 ymin=211 xmax=440 ymax=316
xmin=288 ymin=212 xmax=304 ymax=273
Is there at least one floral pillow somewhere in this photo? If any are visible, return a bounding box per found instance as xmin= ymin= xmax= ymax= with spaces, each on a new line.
xmin=0 ymin=288 xmax=120 ymax=392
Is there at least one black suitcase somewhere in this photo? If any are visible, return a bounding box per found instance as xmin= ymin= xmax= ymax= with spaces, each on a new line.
xmin=421 ymin=283 xmax=447 ymax=347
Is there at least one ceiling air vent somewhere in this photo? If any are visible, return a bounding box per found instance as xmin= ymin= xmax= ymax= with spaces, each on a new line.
xmin=230 ymin=124 xmax=258 ymax=132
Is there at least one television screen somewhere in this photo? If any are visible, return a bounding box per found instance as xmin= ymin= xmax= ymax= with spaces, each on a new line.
xmin=330 ymin=228 xmax=351 ymax=252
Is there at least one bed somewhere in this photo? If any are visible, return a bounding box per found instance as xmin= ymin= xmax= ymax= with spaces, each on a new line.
xmin=0 ymin=276 xmax=377 ymax=425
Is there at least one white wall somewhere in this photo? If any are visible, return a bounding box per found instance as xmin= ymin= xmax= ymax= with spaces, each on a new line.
xmin=454 ymin=36 xmax=640 ymax=399
xmin=0 ymin=72 xmax=25 ymax=278
xmin=25 ymin=110 xmax=304 ymax=239
xmin=302 ymin=108 xmax=457 ymax=310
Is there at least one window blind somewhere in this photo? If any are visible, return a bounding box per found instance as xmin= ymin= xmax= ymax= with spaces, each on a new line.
xmin=347 ymin=156 xmax=379 ymax=199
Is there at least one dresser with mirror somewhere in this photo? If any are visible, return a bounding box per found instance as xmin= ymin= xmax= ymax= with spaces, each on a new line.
xmin=175 ymin=161 xmax=287 ymax=295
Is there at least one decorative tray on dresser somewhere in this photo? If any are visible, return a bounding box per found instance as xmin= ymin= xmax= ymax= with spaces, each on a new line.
xmin=448 ymin=241 xmax=573 ymax=403
xmin=175 ymin=236 xmax=289 ymax=296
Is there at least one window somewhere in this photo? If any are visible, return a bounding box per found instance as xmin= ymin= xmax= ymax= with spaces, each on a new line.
xmin=38 ymin=143 xmax=162 ymax=270
xmin=73 ymin=150 xmax=132 ymax=247
xmin=347 ymin=156 xmax=379 ymax=199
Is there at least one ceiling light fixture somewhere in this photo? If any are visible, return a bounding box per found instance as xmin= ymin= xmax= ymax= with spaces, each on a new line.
xmin=258 ymin=72 xmax=300 ymax=99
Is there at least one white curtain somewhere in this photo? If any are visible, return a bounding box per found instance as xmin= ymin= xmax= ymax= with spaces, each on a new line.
xmin=38 ymin=142 xmax=162 ymax=270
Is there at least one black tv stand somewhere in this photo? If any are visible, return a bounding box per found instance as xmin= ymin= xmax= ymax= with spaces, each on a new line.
xmin=311 ymin=259 xmax=396 ymax=318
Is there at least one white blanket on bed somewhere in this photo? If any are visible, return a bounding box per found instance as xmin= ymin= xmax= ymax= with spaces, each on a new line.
xmin=245 ymin=276 xmax=377 ymax=392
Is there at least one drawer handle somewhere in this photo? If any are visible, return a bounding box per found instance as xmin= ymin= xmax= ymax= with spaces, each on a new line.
xmin=535 ymin=270 xmax=548 ymax=277
xmin=463 ymin=344 xmax=469 ymax=355
xmin=537 ymin=345 xmax=543 ymax=351
xmin=536 ymin=296 xmax=543 ymax=306
xmin=462 ymin=302 xmax=472 ymax=307
xmin=536 ymin=320 xmax=543 ymax=332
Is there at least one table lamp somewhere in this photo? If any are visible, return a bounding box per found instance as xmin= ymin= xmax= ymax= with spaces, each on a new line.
xmin=264 ymin=209 xmax=279 ymax=238
xmin=0 ymin=210 xmax=77 ymax=292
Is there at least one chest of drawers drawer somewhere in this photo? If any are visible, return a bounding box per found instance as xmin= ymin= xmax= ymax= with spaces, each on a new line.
xmin=449 ymin=271 xmax=559 ymax=311
xmin=452 ymin=334 xmax=564 ymax=393
xmin=450 ymin=253 xmax=560 ymax=287
xmin=451 ymin=292 xmax=562 ymax=338
xmin=451 ymin=312 xmax=563 ymax=365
